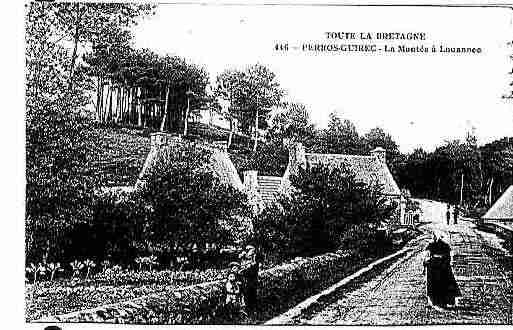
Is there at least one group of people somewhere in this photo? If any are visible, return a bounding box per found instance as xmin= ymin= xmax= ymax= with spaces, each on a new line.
xmin=446 ymin=204 xmax=460 ymax=225
xmin=222 ymin=245 xmax=259 ymax=321
xmin=423 ymin=231 xmax=462 ymax=311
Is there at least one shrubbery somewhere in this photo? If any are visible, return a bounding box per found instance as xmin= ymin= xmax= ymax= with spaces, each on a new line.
xmin=137 ymin=141 xmax=250 ymax=257
xmin=55 ymin=141 xmax=251 ymax=270
xmin=255 ymin=164 xmax=396 ymax=258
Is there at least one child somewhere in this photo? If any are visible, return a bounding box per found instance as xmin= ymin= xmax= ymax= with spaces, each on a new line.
xmin=224 ymin=271 xmax=246 ymax=322
xmin=225 ymin=272 xmax=244 ymax=306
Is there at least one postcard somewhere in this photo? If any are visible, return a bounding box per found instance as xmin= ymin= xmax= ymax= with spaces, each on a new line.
xmin=22 ymin=1 xmax=512 ymax=327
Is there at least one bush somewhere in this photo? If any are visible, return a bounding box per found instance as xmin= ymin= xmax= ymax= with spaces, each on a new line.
xmin=40 ymin=246 xmax=409 ymax=324
xmin=139 ymin=141 xmax=250 ymax=254
xmin=51 ymin=139 xmax=252 ymax=269
xmin=26 ymin=100 xmax=97 ymax=264
xmin=255 ymin=164 xmax=396 ymax=258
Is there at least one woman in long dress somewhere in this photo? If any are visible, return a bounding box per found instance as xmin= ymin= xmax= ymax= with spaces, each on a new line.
xmin=423 ymin=232 xmax=461 ymax=309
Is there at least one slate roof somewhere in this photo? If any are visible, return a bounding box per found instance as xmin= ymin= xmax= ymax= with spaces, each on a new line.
xmin=304 ymin=153 xmax=401 ymax=196
xmin=257 ymin=176 xmax=283 ymax=203
xmin=483 ymin=185 xmax=513 ymax=221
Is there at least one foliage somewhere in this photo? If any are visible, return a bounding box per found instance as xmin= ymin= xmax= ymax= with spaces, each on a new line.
xmin=255 ymin=164 xmax=396 ymax=257
xmin=84 ymin=259 xmax=96 ymax=280
xmin=135 ymin=256 xmax=158 ymax=272
xmin=25 ymin=99 xmax=97 ymax=264
xmin=31 ymin=244 xmax=410 ymax=324
xmin=394 ymin=134 xmax=512 ymax=209
xmin=25 ymin=1 xmax=153 ymax=265
xmin=70 ymin=260 xmax=85 ymax=279
xmin=93 ymin=268 xmax=227 ymax=287
xmin=138 ymin=142 xmax=250 ymax=250
xmin=480 ymin=137 xmax=513 ymax=204
xmin=235 ymin=102 xmax=317 ymax=176
xmin=26 ymin=1 xmax=154 ymax=103
xmin=268 ymin=102 xmax=317 ymax=145
xmin=25 ymin=267 xmax=228 ymax=322
xmin=87 ymin=193 xmax=150 ymax=266
xmin=64 ymin=140 xmax=251 ymax=268
xmin=214 ymin=64 xmax=285 ymax=150
xmin=47 ymin=263 xmax=63 ymax=282
xmin=312 ymin=113 xmax=403 ymax=176
xmin=405 ymin=198 xmax=422 ymax=213
xmin=314 ymin=111 xmax=365 ymax=155
xmin=362 ymin=127 xmax=405 ymax=175
xmin=234 ymin=140 xmax=289 ymax=177
xmin=84 ymin=45 xmax=210 ymax=101
xmin=26 ymin=263 xmax=47 ymax=284
xmin=75 ymin=185 xmax=243 ymax=269
xmin=44 ymin=2 xmax=154 ymax=91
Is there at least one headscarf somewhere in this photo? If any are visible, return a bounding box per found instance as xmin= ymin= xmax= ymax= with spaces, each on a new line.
xmin=431 ymin=229 xmax=449 ymax=244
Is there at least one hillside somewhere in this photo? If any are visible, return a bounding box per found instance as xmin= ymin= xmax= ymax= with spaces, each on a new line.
xmin=84 ymin=124 xmax=259 ymax=187
xmin=86 ymin=127 xmax=151 ymax=187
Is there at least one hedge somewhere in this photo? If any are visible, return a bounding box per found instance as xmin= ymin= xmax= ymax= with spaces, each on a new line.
xmin=35 ymin=247 xmax=394 ymax=324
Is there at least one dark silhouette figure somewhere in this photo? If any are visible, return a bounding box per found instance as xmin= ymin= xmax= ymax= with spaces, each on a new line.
xmin=446 ymin=205 xmax=451 ymax=225
xmin=453 ymin=206 xmax=459 ymax=225
xmin=424 ymin=234 xmax=461 ymax=309
xmin=239 ymin=245 xmax=259 ymax=313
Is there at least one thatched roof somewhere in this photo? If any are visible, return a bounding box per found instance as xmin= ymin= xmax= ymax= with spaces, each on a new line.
xmin=483 ymin=185 xmax=513 ymax=221
xmin=304 ymin=153 xmax=401 ymax=196
xmin=137 ymin=133 xmax=244 ymax=191
xmin=85 ymin=128 xmax=151 ymax=187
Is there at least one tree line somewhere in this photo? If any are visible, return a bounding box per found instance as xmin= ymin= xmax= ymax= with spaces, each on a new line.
xmin=25 ymin=2 xmax=155 ymax=262
xmin=25 ymin=2 xmax=512 ymax=263
xmin=265 ymin=105 xmax=513 ymax=210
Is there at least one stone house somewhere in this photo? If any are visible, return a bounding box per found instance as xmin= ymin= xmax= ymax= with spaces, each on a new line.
xmin=98 ymin=133 xmax=406 ymax=228
xmin=242 ymin=141 xmax=407 ymax=224
xmin=98 ymin=132 xmax=255 ymax=242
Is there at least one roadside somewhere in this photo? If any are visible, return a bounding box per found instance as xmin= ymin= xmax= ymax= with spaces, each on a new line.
xmin=274 ymin=217 xmax=512 ymax=325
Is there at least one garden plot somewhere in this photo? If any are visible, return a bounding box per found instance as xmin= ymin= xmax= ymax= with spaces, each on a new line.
xmin=25 ymin=268 xmax=228 ymax=322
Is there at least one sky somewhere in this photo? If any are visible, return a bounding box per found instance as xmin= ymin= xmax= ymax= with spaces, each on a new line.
xmin=132 ymin=4 xmax=513 ymax=153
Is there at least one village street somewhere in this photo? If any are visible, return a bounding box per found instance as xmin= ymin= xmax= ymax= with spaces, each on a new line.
xmin=281 ymin=204 xmax=513 ymax=325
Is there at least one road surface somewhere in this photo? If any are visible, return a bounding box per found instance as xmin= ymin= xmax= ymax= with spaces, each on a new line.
xmin=291 ymin=204 xmax=513 ymax=325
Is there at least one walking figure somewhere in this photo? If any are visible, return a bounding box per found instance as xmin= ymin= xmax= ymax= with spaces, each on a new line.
xmin=453 ymin=205 xmax=459 ymax=225
xmin=446 ymin=205 xmax=451 ymax=225
xmin=423 ymin=232 xmax=461 ymax=310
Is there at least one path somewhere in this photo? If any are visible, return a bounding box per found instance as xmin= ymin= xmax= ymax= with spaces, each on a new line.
xmin=290 ymin=206 xmax=513 ymax=325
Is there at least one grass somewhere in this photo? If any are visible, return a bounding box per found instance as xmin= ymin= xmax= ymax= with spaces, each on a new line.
xmin=83 ymin=124 xmax=256 ymax=187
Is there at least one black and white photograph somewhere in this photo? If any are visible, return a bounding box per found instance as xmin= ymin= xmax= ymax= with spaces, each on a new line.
xmin=17 ymin=0 xmax=513 ymax=326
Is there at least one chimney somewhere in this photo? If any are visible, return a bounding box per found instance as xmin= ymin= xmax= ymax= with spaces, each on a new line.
xmin=243 ymin=170 xmax=259 ymax=192
xmin=212 ymin=140 xmax=228 ymax=152
xmin=285 ymin=141 xmax=306 ymax=178
xmin=370 ymin=147 xmax=386 ymax=164
xmin=150 ymin=132 xmax=180 ymax=149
